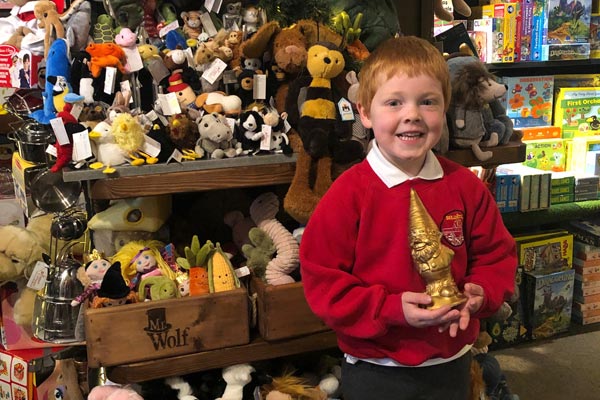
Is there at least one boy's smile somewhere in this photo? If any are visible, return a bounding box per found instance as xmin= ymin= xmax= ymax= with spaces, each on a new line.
xmin=358 ymin=73 xmax=445 ymax=176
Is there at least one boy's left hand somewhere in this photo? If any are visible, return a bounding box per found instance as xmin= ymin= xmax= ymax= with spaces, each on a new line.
xmin=438 ymin=283 xmax=484 ymax=337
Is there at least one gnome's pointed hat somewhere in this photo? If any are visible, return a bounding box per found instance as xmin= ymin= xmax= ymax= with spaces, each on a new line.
xmin=409 ymin=188 xmax=440 ymax=235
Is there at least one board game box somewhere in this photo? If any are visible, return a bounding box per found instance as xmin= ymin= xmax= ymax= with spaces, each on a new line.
xmin=553 ymin=88 xmax=600 ymax=139
xmin=515 ymin=231 xmax=574 ymax=273
xmin=522 ymin=138 xmax=567 ymax=172
xmin=523 ymin=269 xmax=575 ymax=339
xmin=502 ymin=75 xmax=554 ymax=128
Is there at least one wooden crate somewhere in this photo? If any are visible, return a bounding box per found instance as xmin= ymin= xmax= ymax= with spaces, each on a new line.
xmin=250 ymin=277 xmax=329 ymax=341
xmin=84 ymin=288 xmax=249 ymax=367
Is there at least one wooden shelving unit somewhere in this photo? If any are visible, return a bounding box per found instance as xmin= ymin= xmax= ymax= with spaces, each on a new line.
xmin=63 ymin=154 xmax=297 ymax=199
xmin=106 ymin=331 xmax=337 ymax=384
xmin=441 ymin=139 xmax=527 ymax=168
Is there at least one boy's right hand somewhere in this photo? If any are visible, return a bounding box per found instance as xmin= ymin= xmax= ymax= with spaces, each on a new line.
xmin=402 ymin=292 xmax=461 ymax=328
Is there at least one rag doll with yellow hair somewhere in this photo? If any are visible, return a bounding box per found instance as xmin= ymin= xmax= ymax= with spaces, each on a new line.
xmin=111 ymin=240 xmax=176 ymax=289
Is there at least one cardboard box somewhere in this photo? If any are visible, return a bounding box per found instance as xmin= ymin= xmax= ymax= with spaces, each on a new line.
xmin=521 ymin=126 xmax=562 ymax=141
xmin=554 ymin=89 xmax=600 ymax=139
xmin=84 ymin=288 xmax=250 ymax=367
xmin=487 ymin=268 xmax=529 ymax=350
xmin=502 ymin=75 xmax=554 ymax=128
xmin=547 ymin=0 xmax=592 ymax=44
xmin=0 ymin=347 xmax=66 ymax=400
xmin=541 ymin=42 xmax=591 ymax=60
xmin=523 ymin=269 xmax=575 ymax=339
xmin=515 ymin=231 xmax=574 ymax=273
xmin=523 ymin=139 xmax=566 ymax=171
xmin=250 ymin=277 xmax=329 ymax=341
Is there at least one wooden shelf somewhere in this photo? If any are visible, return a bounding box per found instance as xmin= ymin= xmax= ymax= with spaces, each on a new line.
xmin=106 ymin=330 xmax=337 ymax=384
xmin=502 ymin=199 xmax=600 ymax=231
xmin=441 ymin=139 xmax=527 ymax=168
xmin=63 ymin=154 xmax=297 ymax=199
xmin=487 ymin=59 xmax=600 ymax=76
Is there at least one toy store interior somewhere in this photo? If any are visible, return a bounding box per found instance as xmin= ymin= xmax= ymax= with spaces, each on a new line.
xmin=0 ymin=0 xmax=599 ymax=399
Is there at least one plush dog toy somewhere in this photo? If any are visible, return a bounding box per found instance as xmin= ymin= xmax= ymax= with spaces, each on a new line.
xmin=34 ymin=0 xmax=65 ymax=58
xmin=0 ymin=214 xmax=53 ymax=327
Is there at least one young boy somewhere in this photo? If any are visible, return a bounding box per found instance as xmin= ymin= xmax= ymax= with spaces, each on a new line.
xmin=299 ymin=36 xmax=517 ymax=400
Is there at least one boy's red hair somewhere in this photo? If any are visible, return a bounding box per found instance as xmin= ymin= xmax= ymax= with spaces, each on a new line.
xmin=357 ymin=36 xmax=451 ymax=113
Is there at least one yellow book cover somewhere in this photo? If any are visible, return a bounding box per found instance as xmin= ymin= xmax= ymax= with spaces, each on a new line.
xmin=553 ymin=87 xmax=600 ymax=139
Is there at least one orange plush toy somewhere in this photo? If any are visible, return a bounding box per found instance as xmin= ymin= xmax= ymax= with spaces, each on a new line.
xmin=85 ymin=42 xmax=127 ymax=78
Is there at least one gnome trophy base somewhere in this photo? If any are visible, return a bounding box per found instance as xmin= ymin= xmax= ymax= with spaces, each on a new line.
xmin=409 ymin=189 xmax=467 ymax=310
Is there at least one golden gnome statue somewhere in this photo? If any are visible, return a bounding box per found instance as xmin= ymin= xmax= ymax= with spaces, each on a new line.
xmin=408 ymin=189 xmax=467 ymax=309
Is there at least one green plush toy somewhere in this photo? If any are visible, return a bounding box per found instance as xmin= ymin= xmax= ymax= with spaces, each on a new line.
xmin=138 ymin=276 xmax=179 ymax=301
xmin=242 ymin=227 xmax=276 ymax=280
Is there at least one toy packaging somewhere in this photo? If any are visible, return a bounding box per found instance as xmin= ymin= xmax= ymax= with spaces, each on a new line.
xmin=531 ymin=0 xmax=549 ymax=61
xmin=522 ymin=268 xmax=575 ymax=339
xmin=547 ymin=0 xmax=592 ymax=44
xmin=482 ymin=2 xmax=518 ymax=62
xmin=520 ymin=0 xmax=535 ymax=61
xmin=487 ymin=268 xmax=529 ymax=350
xmin=0 ymin=45 xmax=41 ymax=88
xmin=520 ymin=125 xmax=562 ymax=141
xmin=541 ymin=42 xmax=591 ymax=60
xmin=591 ymin=13 xmax=600 ymax=58
xmin=522 ymin=138 xmax=567 ymax=171
xmin=553 ymin=88 xmax=600 ymax=139
xmin=569 ymin=217 xmax=600 ymax=247
xmin=495 ymin=173 xmax=521 ymax=213
xmin=514 ymin=230 xmax=574 ymax=273
xmin=502 ymin=75 xmax=554 ymax=128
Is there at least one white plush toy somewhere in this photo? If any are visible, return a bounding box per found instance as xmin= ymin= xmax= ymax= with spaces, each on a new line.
xmin=216 ymin=363 xmax=256 ymax=400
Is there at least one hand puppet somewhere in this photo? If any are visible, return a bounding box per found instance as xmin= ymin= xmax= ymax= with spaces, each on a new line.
xmin=34 ymin=0 xmax=65 ymax=59
xmin=85 ymin=42 xmax=127 ymax=78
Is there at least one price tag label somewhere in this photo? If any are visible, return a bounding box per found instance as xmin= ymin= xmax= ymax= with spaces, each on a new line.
xmin=235 ymin=266 xmax=250 ymax=278
xmin=50 ymin=117 xmax=70 ymax=145
xmin=200 ymin=12 xmax=218 ymax=36
xmin=158 ymin=93 xmax=182 ymax=115
xmin=202 ymin=58 xmax=227 ymax=85
xmin=70 ymin=102 xmax=83 ymax=120
xmin=104 ymin=66 xmax=117 ymax=94
xmin=142 ymin=135 xmax=162 ymax=158
xmin=260 ymin=124 xmax=272 ymax=151
xmin=72 ymin=129 xmax=92 ymax=161
xmin=27 ymin=261 xmax=49 ymax=291
xmin=46 ymin=144 xmax=57 ymax=157
xmin=253 ymin=74 xmax=267 ymax=100
xmin=166 ymin=149 xmax=184 ymax=163
xmin=159 ymin=19 xmax=180 ymax=38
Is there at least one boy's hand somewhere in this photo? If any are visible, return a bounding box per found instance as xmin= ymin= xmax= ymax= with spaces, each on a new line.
xmin=438 ymin=283 xmax=485 ymax=337
xmin=402 ymin=292 xmax=461 ymax=328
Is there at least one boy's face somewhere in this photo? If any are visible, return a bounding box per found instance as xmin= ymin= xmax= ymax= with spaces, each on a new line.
xmin=358 ymin=72 xmax=445 ymax=176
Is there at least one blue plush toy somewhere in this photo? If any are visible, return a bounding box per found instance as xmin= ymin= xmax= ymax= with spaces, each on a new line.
xmin=30 ymin=38 xmax=72 ymax=124
xmin=165 ymin=30 xmax=188 ymax=50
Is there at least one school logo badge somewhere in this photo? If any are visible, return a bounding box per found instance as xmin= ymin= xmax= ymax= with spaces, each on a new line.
xmin=441 ymin=210 xmax=464 ymax=247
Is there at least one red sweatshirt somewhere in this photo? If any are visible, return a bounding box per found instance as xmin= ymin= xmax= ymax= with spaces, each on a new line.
xmin=300 ymin=156 xmax=517 ymax=366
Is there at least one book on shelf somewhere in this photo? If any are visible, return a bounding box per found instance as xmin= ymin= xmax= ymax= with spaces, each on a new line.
xmin=501 ymin=75 xmax=554 ymax=128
